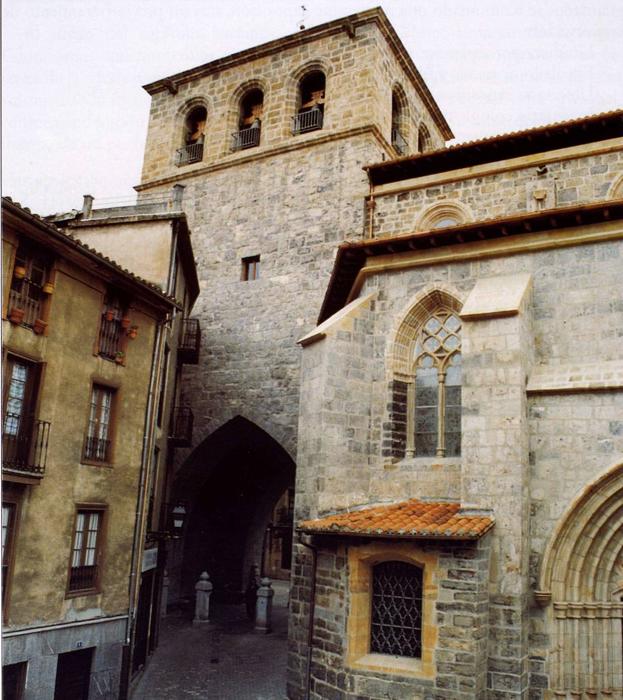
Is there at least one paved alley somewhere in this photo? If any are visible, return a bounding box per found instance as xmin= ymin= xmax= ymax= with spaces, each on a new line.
xmin=132 ymin=581 xmax=289 ymax=700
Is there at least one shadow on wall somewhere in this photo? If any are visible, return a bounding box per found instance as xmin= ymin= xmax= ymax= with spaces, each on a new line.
xmin=171 ymin=416 xmax=296 ymax=603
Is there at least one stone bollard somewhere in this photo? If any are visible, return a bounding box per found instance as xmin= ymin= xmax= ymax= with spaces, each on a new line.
xmin=193 ymin=571 xmax=213 ymax=626
xmin=255 ymin=577 xmax=274 ymax=634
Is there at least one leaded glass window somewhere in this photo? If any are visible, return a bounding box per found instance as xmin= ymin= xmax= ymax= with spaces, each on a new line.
xmin=413 ymin=311 xmax=462 ymax=457
xmin=371 ymin=561 xmax=423 ymax=658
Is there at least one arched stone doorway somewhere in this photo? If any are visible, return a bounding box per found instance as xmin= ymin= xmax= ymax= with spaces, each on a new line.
xmin=536 ymin=461 xmax=623 ymax=696
xmin=170 ymin=416 xmax=296 ymax=603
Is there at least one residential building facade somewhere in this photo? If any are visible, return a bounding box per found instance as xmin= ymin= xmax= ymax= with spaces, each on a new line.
xmin=1 ymin=196 xmax=197 ymax=699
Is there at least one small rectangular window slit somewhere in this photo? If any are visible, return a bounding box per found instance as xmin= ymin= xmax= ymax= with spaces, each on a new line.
xmin=241 ymin=255 xmax=260 ymax=281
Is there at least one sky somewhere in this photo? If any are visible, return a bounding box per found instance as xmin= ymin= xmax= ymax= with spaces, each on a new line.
xmin=3 ymin=0 xmax=622 ymax=215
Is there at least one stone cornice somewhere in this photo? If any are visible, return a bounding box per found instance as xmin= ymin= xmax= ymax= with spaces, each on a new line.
xmin=318 ymin=199 xmax=623 ymax=323
xmin=370 ymin=137 xmax=623 ymax=198
xmin=136 ymin=124 xmax=393 ymax=192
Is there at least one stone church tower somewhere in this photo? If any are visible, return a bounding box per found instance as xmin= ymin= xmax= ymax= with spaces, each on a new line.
xmin=136 ymin=8 xmax=451 ymax=601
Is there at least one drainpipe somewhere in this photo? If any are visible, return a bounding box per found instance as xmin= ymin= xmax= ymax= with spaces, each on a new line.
xmin=119 ymin=315 xmax=168 ymax=699
xmin=298 ymin=533 xmax=318 ymax=700
xmin=364 ymin=168 xmax=375 ymax=239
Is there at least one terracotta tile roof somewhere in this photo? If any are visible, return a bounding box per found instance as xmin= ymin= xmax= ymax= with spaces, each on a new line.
xmin=2 ymin=197 xmax=181 ymax=308
xmin=299 ymin=499 xmax=494 ymax=540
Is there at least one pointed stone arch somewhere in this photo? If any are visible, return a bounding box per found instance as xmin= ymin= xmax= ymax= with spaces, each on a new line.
xmin=537 ymin=461 xmax=623 ymax=602
xmin=383 ymin=285 xmax=464 ymax=461
xmin=536 ymin=461 xmax=623 ymax=695
xmin=170 ymin=415 xmax=296 ymax=602
xmin=387 ymin=284 xmax=465 ymax=378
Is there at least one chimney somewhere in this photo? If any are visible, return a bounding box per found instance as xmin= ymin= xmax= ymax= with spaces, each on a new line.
xmin=82 ymin=194 xmax=94 ymax=219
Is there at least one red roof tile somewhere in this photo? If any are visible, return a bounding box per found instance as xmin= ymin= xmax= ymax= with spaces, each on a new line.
xmin=299 ymin=499 xmax=494 ymax=540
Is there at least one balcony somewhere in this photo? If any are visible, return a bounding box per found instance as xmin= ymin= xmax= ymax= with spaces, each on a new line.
xmin=68 ymin=565 xmax=98 ymax=592
xmin=292 ymin=107 xmax=323 ymax=135
xmin=178 ymin=317 xmax=201 ymax=364
xmin=169 ymin=406 xmax=194 ymax=447
xmin=175 ymin=142 xmax=204 ymax=167
xmin=391 ymin=127 xmax=408 ymax=156
xmin=2 ymin=417 xmax=51 ymax=478
xmin=83 ymin=435 xmax=111 ymax=463
xmin=231 ymin=125 xmax=260 ymax=152
xmin=8 ymin=285 xmax=42 ymax=328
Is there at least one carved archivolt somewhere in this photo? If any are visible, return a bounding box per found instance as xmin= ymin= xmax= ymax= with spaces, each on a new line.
xmin=536 ymin=462 xmax=623 ymax=697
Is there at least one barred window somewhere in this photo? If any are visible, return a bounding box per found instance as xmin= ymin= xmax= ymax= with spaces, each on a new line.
xmin=371 ymin=561 xmax=423 ymax=658
xmin=98 ymin=293 xmax=126 ymax=361
xmin=9 ymin=244 xmax=49 ymax=328
xmin=83 ymin=385 xmax=114 ymax=463
xmin=413 ymin=311 xmax=462 ymax=457
xmin=68 ymin=509 xmax=104 ymax=592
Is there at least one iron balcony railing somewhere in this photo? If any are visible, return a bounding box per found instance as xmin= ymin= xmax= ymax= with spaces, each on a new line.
xmin=8 ymin=284 xmax=42 ymax=328
xmin=175 ymin=142 xmax=204 ymax=167
xmin=68 ymin=564 xmax=98 ymax=592
xmin=169 ymin=405 xmax=194 ymax=447
xmin=178 ymin=317 xmax=201 ymax=364
xmin=83 ymin=435 xmax=111 ymax=463
xmin=231 ymin=125 xmax=260 ymax=151
xmin=2 ymin=416 xmax=51 ymax=477
xmin=391 ymin=127 xmax=409 ymax=156
xmin=292 ymin=107 xmax=323 ymax=135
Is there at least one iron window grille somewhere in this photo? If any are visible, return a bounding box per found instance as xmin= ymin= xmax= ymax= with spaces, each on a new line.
xmin=371 ymin=561 xmax=423 ymax=658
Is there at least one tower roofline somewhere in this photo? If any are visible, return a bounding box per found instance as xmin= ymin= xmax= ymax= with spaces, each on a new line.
xmin=142 ymin=7 xmax=453 ymax=141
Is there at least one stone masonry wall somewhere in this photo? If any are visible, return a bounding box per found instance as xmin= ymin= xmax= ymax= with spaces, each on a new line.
xmin=288 ymin=537 xmax=491 ymax=700
xmin=140 ymin=18 xmax=443 ymax=186
xmin=371 ymin=150 xmax=623 ymax=238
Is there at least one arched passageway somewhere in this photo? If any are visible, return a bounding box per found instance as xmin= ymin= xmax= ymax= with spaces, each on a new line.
xmin=170 ymin=416 xmax=296 ymax=603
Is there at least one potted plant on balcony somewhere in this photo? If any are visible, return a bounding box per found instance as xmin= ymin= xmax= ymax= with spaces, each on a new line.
xmin=8 ymin=307 xmax=25 ymax=324
xmin=33 ymin=318 xmax=48 ymax=335
xmin=127 ymin=325 xmax=138 ymax=339
xmin=105 ymin=310 xmax=115 ymax=322
xmin=115 ymin=350 xmax=125 ymax=365
xmin=13 ymin=265 xmax=26 ymax=280
xmin=121 ymin=316 xmax=131 ymax=329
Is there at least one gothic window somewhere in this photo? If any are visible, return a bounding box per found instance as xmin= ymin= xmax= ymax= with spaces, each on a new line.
xmin=371 ymin=561 xmax=423 ymax=658
xmin=412 ymin=311 xmax=462 ymax=457
xmin=232 ymin=88 xmax=263 ymax=151
xmin=176 ymin=105 xmax=207 ymax=166
xmin=384 ymin=291 xmax=463 ymax=461
xmin=292 ymin=71 xmax=325 ymax=135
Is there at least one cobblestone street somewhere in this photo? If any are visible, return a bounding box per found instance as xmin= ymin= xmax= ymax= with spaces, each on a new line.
xmin=132 ymin=582 xmax=289 ymax=699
